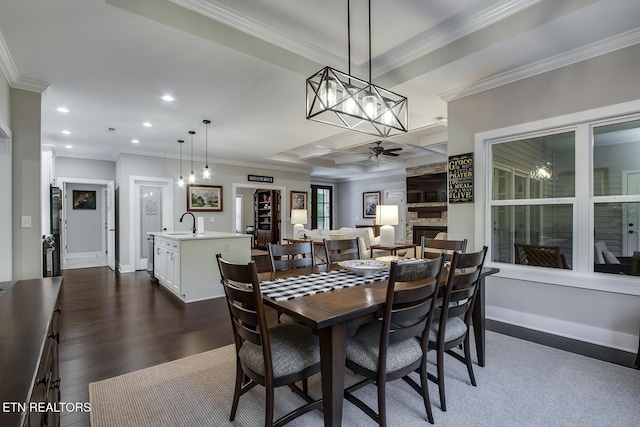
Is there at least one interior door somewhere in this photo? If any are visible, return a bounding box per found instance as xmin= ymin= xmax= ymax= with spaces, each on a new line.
xmin=107 ymin=180 xmax=115 ymax=270
xmin=136 ymin=185 xmax=163 ymax=270
xmin=384 ymin=190 xmax=406 ymax=243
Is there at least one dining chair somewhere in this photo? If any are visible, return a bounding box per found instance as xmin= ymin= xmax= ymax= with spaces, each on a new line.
xmin=428 ymin=247 xmax=488 ymax=412
xmin=323 ymin=237 xmax=361 ymax=264
xmin=420 ymin=236 xmax=467 ymax=260
xmin=514 ymin=243 xmax=568 ymax=269
xmin=267 ymin=241 xmax=315 ymax=272
xmin=215 ymin=254 xmax=322 ymax=427
xmin=344 ymin=255 xmax=446 ymax=426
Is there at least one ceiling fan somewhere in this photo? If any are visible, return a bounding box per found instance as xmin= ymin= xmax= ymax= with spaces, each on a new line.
xmin=369 ymin=141 xmax=403 ymax=159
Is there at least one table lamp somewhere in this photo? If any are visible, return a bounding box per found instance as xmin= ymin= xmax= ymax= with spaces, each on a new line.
xmin=291 ymin=209 xmax=308 ymax=238
xmin=376 ymin=205 xmax=399 ymax=246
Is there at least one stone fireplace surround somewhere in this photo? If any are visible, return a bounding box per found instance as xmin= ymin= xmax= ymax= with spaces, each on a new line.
xmin=406 ymin=163 xmax=447 ymax=244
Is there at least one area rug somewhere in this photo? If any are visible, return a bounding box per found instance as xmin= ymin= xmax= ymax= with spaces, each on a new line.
xmin=89 ymin=331 xmax=640 ymax=426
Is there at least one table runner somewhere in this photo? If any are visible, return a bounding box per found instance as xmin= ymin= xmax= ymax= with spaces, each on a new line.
xmin=259 ymin=269 xmax=389 ymax=301
xmin=259 ymin=258 xmax=425 ymax=301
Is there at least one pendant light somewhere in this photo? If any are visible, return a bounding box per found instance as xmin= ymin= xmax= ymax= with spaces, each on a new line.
xmin=530 ymin=136 xmax=553 ymax=181
xmin=188 ymin=130 xmax=196 ymax=184
xmin=177 ymin=139 xmax=185 ymax=187
xmin=306 ymin=0 xmax=408 ymax=137
xmin=202 ymin=120 xmax=211 ymax=179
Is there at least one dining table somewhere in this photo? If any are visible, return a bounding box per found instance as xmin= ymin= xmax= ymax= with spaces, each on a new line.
xmin=257 ymin=263 xmax=499 ymax=427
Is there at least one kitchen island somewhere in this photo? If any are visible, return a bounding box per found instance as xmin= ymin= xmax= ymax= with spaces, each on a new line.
xmin=150 ymin=231 xmax=251 ymax=303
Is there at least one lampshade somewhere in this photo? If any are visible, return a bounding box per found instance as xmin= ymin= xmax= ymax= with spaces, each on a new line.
xmin=375 ymin=205 xmax=398 ymax=226
xmin=291 ymin=209 xmax=308 ymax=238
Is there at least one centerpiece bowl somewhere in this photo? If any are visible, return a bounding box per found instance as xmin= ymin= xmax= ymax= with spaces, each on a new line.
xmin=337 ymin=259 xmax=391 ymax=276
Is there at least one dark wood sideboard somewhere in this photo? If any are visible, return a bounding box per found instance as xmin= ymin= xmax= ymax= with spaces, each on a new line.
xmin=0 ymin=277 xmax=62 ymax=427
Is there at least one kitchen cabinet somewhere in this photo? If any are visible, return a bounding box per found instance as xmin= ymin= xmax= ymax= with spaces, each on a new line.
xmin=151 ymin=232 xmax=251 ymax=302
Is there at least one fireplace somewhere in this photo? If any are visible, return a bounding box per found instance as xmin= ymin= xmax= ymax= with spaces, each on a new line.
xmin=412 ymin=226 xmax=447 ymax=245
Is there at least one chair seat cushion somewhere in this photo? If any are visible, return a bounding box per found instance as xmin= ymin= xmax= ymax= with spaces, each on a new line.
xmin=346 ymin=323 xmax=422 ymax=373
xmin=239 ymin=323 xmax=320 ymax=378
xmin=429 ymin=316 xmax=467 ymax=343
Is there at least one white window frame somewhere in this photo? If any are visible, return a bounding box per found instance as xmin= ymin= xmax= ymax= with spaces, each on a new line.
xmin=474 ymin=99 xmax=640 ymax=297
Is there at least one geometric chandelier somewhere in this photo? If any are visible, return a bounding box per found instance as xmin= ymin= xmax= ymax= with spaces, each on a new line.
xmin=306 ymin=0 xmax=408 ymax=138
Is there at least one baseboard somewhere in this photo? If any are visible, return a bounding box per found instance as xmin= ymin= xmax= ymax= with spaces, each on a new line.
xmin=486 ymin=319 xmax=638 ymax=368
xmin=65 ymin=251 xmax=104 ymax=259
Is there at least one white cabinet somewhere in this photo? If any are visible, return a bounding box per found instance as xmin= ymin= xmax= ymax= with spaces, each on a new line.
xmin=154 ymin=237 xmax=182 ymax=297
xmin=152 ymin=232 xmax=251 ymax=303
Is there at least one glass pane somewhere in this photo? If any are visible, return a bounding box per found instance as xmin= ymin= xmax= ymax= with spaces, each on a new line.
xmin=491 ymin=204 xmax=573 ymax=269
xmin=593 ymin=119 xmax=640 ymax=196
xmin=492 ymin=131 xmax=575 ymax=200
xmin=594 ymin=202 xmax=640 ymax=276
xmin=140 ymin=186 xmax=162 ymax=258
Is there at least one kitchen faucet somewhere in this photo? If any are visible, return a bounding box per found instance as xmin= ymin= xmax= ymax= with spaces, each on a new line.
xmin=179 ymin=212 xmax=196 ymax=234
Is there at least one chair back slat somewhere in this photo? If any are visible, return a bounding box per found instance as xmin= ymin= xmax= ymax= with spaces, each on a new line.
xmin=324 ymin=238 xmax=361 ymax=264
xmin=421 ymin=236 xmax=467 ymax=260
xmin=267 ymin=242 xmax=315 ymax=271
xmin=216 ymin=254 xmax=273 ymax=373
xmin=380 ymin=255 xmax=445 ymax=352
xmin=433 ymin=247 xmax=488 ymax=345
xmin=514 ymin=243 xmax=567 ymax=269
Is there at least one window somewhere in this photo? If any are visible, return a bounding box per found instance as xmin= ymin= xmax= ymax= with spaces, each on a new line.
xmin=490 ymin=131 xmax=575 ymax=268
xmin=311 ymin=185 xmax=332 ymax=230
xmin=592 ymin=119 xmax=640 ymax=275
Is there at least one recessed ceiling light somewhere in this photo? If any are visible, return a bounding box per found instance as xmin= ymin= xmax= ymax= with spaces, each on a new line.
xmin=56 ymin=107 xmax=69 ymax=113
xmin=64 ymin=144 xmax=72 ymax=149
xmin=143 ymin=122 xmax=152 ymax=127
xmin=161 ymin=95 xmax=175 ymax=102
xmin=61 ymin=130 xmax=71 ymax=135
xmin=131 ymin=139 xmax=140 ymax=144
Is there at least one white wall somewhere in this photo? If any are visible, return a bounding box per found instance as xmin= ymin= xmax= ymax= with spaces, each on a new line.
xmin=11 ymin=88 xmax=41 ymax=280
xmin=115 ymin=153 xmax=310 ymax=271
xmin=0 ymin=122 xmax=11 ymax=281
xmin=336 ymin=173 xmax=405 ymax=228
xmin=65 ymin=183 xmax=105 ymax=254
xmin=448 ymin=43 xmax=640 ymax=351
xmin=0 ymin=71 xmax=9 ymax=126
xmin=56 ymin=157 xmax=115 ymax=181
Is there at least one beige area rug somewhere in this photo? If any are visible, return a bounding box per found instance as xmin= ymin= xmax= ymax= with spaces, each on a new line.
xmin=89 ymin=333 xmax=640 ymax=426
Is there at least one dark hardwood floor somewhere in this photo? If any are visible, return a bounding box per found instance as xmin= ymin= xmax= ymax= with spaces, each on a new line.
xmin=57 ymin=267 xmax=241 ymax=427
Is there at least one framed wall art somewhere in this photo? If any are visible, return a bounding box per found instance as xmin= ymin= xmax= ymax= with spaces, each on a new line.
xmin=363 ymin=191 xmax=381 ymax=218
xmin=290 ymin=191 xmax=308 ymax=212
xmin=72 ymin=190 xmax=96 ymax=210
xmin=187 ymin=184 xmax=223 ymax=212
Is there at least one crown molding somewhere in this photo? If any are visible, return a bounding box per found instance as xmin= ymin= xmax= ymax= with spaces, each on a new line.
xmin=373 ymin=0 xmax=543 ymax=76
xmin=0 ymin=29 xmax=50 ymax=93
xmin=440 ymin=27 xmax=640 ymax=102
xmin=169 ymin=0 xmax=360 ymax=75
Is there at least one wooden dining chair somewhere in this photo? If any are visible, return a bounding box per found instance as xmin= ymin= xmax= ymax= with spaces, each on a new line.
xmin=267 ymin=241 xmax=315 ymax=272
xmin=344 ymin=255 xmax=446 ymax=426
xmin=323 ymin=237 xmax=361 ymax=264
xmin=428 ymin=247 xmax=488 ymax=412
xmin=421 ymin=236 xmax=467 ymax=260
xmin=215 ymin=254 xmax=322 ymax=427
xmin=514 ymin=243 xmax=569 ymax=269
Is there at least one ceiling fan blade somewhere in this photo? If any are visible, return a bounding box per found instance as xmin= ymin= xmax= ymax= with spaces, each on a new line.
xmin=383 ymin=152 xmax=400 ymax=157
xmin=383 ymin=147 xmax=403 ymax=152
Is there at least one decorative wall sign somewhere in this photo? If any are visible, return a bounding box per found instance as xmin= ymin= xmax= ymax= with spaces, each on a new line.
xmin=187 ymin=185 xmax=223 ymax=212
xmin=72 ymin=190 xmax=96 ymax=210
xmin=448 ymin=153 xmax=474 ymax=203
xmin=248 ymin=174 xmax=274 ymax=183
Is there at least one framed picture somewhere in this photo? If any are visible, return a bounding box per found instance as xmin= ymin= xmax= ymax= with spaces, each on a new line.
xmin=187 ymin=185 xmax=223 ymax=212
xmin=72 ymin=190 xmax=96 ymax=210
xmin=363 ymin=191 xmax=381 ymax=218
xmin=290 ymin=191 xmax=308 ymax=212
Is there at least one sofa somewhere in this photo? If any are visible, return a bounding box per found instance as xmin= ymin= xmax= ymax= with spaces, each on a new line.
xmin=300 ymin=227 xmax=387 ymax=259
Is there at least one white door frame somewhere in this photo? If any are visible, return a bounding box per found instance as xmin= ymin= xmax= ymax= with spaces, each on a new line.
xmin=130 ymin=176 xmax=174 ymax=271
xmin=383 ymin=189 xmax=406 ymax=243
xmin=56 ymin=177 xmax=112 ymax=269
xmin=232 ymin=183 xmax=287 ymax=236
xmin=0 ymin=120 xmax=11 ymax=281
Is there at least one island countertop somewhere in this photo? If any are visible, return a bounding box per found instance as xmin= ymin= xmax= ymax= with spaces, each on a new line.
xmin=149 ymin=231 xmax=251 ymax=241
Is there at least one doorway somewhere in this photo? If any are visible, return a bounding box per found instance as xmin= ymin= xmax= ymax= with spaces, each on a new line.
xmin=131 ymin=177 xmax=173 ymax=271
xmin=232 ymin=183 xmax=287 ymax=243
xmin=384 ymin=190 xmax=406 ymax=243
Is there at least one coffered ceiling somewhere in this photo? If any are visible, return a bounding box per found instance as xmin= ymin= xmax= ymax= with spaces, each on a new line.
xmin=0 ymin=0 xmax=639 ymax=180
